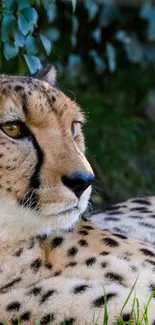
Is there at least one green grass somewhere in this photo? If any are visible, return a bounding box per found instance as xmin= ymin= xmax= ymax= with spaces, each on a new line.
xmin=93 ymin=289 xmax=155 ymax=325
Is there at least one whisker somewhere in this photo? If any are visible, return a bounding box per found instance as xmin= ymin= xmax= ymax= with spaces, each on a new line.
xmin=92 ymin=185 xmax=105 ymax=193
xmin=20 ymin=188 xmax=34 ymax=206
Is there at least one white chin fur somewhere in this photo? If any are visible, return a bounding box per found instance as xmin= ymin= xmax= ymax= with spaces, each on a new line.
xmin=78 ymin=186 xmax=91 ymax=213
xmin=0 ymin=186 xmax=91 ymax=240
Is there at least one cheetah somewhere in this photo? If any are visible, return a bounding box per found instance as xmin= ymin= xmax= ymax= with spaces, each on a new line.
xmin=0 ymin=66 xmax=155 ymax=324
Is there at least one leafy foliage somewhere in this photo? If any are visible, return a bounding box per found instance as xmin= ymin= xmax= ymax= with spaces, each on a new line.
xmin=1 ymin=0 xmax=53 ymax=73
xmin=1 ymin=0 xmax=155 ymax=75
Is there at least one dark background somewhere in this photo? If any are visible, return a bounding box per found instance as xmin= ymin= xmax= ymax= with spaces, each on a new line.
xmin=1 ymin=0 xmax=155 ymax=209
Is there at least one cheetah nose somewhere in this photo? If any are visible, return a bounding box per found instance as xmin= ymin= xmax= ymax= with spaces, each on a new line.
xmin=62 ymin=172 xmax=95 ymax=198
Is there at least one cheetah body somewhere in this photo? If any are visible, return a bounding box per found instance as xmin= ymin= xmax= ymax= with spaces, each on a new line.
xmin=0 ymin=70 xmax=155 ymax=324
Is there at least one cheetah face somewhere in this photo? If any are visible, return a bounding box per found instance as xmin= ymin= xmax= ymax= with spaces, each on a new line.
xmin=0 ymin=67 xmax=94 ymax=234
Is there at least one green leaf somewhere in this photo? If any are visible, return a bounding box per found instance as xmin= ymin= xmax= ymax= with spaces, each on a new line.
xmin=40 ymin=34 xmax=51 ymax=55
xmin=3 ymin=40 xmax=19 ymax=60
xmin=25 ymin=35 xmax=37 ymax=55
xmin=29 ymin=21 xmax=34 ymax=33
xmin=1 ymin=15 xmax=15 ymax=41
xmin=35 ymin=0 xmax=40 ymax=6
xmin=18 ymin=0 xmax=30 ymax=10
xmin=3 ymin=0 xmax=16 ymax=12
xmin=106 ymin=42 xmax=116 ymax=72
xmin=13 ymin=23 xmax=25 ymax=47
xmin=71 ymin=0 xmax=76 ymax=13
xmin=24 ymin=55 xmax=42 ymax=74
xmin=18 ymin=15 xmax=30 ymax=35
xmin=21 ymin=8 xmax=38 ymax=23
xmin=43 ymin=0 xmax=49 ymax=9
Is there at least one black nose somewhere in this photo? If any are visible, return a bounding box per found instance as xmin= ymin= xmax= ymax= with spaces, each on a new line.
xmin=62 ymin=172 xmax=94 ymax=198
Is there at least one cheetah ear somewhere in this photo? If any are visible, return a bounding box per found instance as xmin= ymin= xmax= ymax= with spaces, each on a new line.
xmin=34 ymin=64 xmax=57 ymax=86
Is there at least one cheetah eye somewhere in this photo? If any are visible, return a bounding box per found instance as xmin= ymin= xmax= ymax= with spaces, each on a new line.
xmin=71 ymin=122 xmax=78 ymax=137
xmin=0 ymin=121 xmax=30 ymax=139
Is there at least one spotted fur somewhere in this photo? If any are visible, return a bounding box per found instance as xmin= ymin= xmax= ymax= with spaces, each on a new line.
xmin=0 ymin=71 xmax=155 ymax=324
xmin=92 ymin=197 xmax=155 ymax=245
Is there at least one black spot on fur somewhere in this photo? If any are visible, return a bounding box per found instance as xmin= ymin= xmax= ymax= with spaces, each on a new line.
xmin=140 ymin=248 xmax=155 ymax=258
xmin=139 ymin=222 xmax=155 ymax=229
xmin=132 ymin=199 xmax=151 ymax=206
xmin=78 ymin=239 xmax=88 ymax=247
xmin=106 ymin=211 xmax=123 ymax=215
xmin=105 ymin=272 xmax=124 ymax=284
xmin=85 ymin=257 xmax=96 ymax=266
xmin=113 ymin=227 xmax=124 ymax=234
xmin=124 ymin=251 xmax=132 ymax=257
xmin=51 ymin=236 xmax=64 ymax=248
xmin=14 ymin=85 xmax=24 ymax=92
xmin=66 ymin=262 xmax=77 ymax=267
xmin=11 ymin=312 xmax=31 ymax=325
xmin=104 ymin=217 xmax=120 ymax=221
xmin=21 ymin=312 xmax=31 ymax=321
xmin=130 ymin=207 xmax=149 ymax=213
xmin=60 ymin=318 xmax=75 ymax=325
xmin=44 ymin=263 xmax=52 ymax=269
xmin=6 ymin=165 xmax=15 ymax=171
xmin=145 ymin=259 xmax=155 ymax=266
xmin=150 ymin=284 xmax=155 ymax=292
xmin=40 ymin=290 xmax=56 ymax=303
xmin=100 ymin=251 xmax=109 ymax=256
xmin=28 ymin=237 xmax=35 ymax=249
xmin=93 ymin=293 xmax=117 ymax=308
xmin=131 ymin=266 xmax=137 ymax=272
xmin=78 ymin=230 xmax=89 ymax=236
xmin=101 ymin=262 xmax=108 ymax=268
xmin=11 ymin=319 xmax=19 ymax=325
xmin=129 ymin=215 xmax=143 ymax=219
xmin=73 ymin=284 xmax=89 ymax=294
xmin=1 ymin=277 xmax=21 ymax=292
xmin=13 ymin=248 xmax=23 ymax=257
xmin=68 ymin=246 xmax=78 ymax=257
xmin=53 ymin=271 xmax=62 ymax=276
xmin=122 ymin=256 xmax=130 ymax=262
xmin=113 ymin=233 xmax=127 ymax=240
xmin=6 ymin=302 xmax=21 ymax=312
xmin=40 ymin=314 xmax=54 ymax=324
xmin=103 ymin=237 xmax=119 ymax=247
xmin=82 ymin=225 xmax=94 ymax=230
xmin=122 ymin=314 xmax=131 ymax=321
xmin=29 ymin=287 xmax=42 ymax=296
xmin=105 ymin=205 xmax=126 ymax=211
xmin=30 ymin=258 xmax=42 ymax=272
xmin=37 ymin=234 xmax=47 ymax=241
xmin=52 ymin=96 xmax=56 ymax=102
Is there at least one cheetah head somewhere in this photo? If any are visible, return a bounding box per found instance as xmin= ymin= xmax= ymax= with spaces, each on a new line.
xmin=0 ymin=66 xmax=94 ymax=238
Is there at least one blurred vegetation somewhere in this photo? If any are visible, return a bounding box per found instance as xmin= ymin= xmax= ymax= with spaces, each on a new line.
xmin=1 ymin=0 xmax=155 ymax=208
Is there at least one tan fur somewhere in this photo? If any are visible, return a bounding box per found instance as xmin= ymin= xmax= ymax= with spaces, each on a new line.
xmin=0 ymin=74 xmax=155 ymax=324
